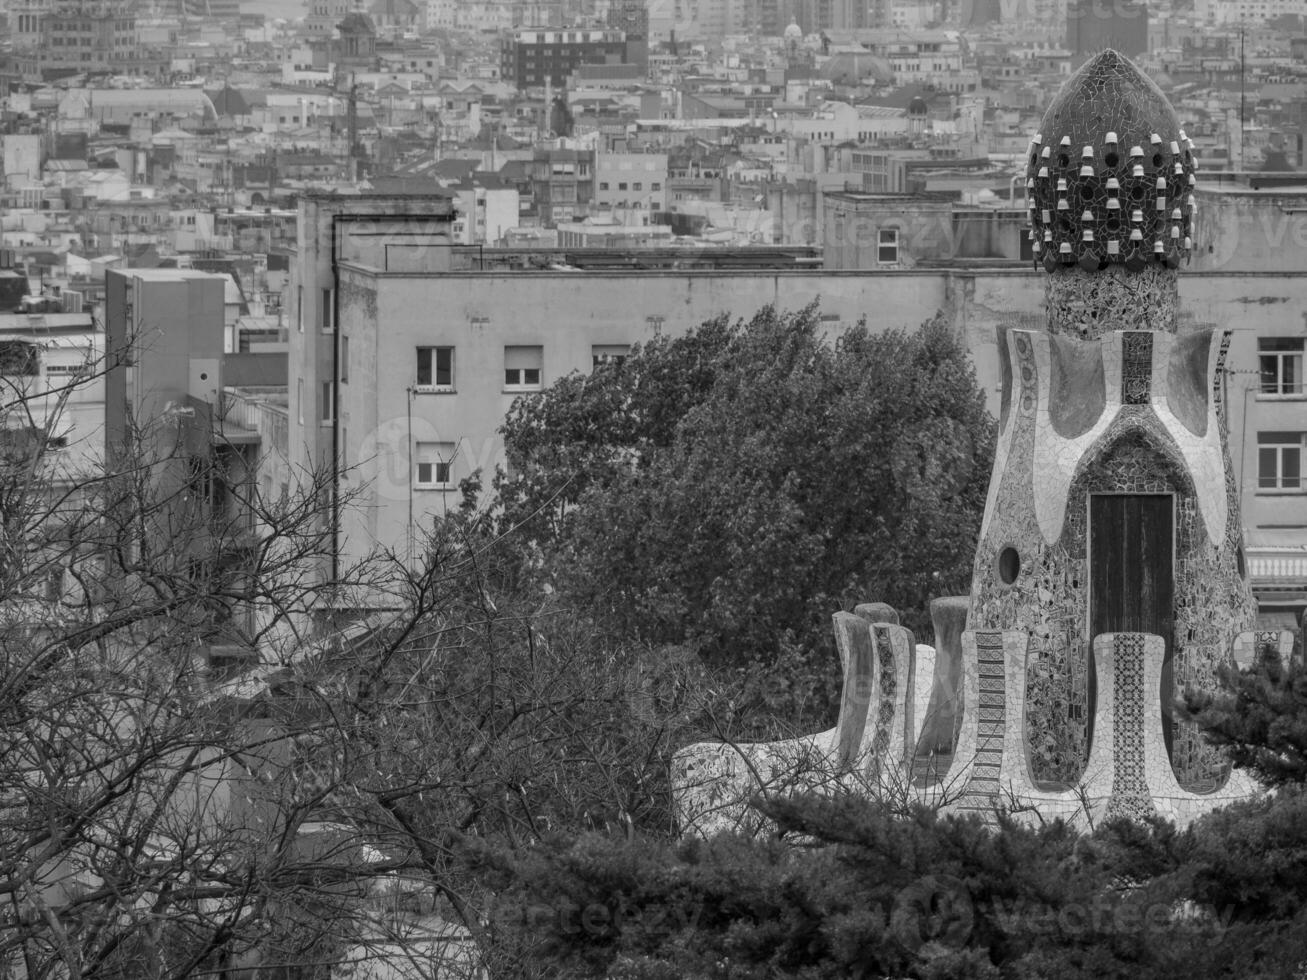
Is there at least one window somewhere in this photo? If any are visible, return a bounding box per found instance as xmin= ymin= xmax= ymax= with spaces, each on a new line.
xmin=45 ymin=363 xmax=88 ymax=380
xmin=651 ymin=182 xmax=661 ymax=191
xmin=321 ymin=381 xmax=334 ymax=421
xmin=646 ymin=315 xmax=664 ymax=335
xmin=592 ymin=344 xmax=630 ymax=370
xmin=321 ymin=288 xmax=333 ymax=330
xmin=1260 ymin=338 xmax=1303 ymax=396
xmin=618 ymin=182 xmax=628 ymax=191
xmin=877 ymin=228 xmax=899 ymax=263
xmin=415 ymin=441 xmax=455 ymax=487
xmin=1258 ymin=431 xmax=1303 ymax=490
xmin=340 ymin=336 xmax=349 ymax=384
xmin=504 ymin=345 xmax=543 ymax=390
xmin=599 ymin=181 xmax=609 ymax=190
xmin=416 ymin=346 xmax=454 ymax=388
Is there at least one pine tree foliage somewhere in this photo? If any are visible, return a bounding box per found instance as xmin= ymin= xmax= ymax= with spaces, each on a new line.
xmin=496 ymin=787 xmax=1307 ymax=979
xmin=1185 ymin=650 xmax=1307 ymax=787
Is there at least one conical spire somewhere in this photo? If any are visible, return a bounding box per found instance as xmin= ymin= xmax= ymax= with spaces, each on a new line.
xmin=1025 ymin=50 xmax=1197 ymax=274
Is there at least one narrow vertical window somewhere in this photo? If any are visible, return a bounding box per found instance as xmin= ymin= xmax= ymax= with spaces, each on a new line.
xmin=877 ymin=228 xmax=899 ymax=264
xmin=1258 ymin=432 xmax=1304 ymax=490
xmin=416 ymin=346 xmax=454 ymax=388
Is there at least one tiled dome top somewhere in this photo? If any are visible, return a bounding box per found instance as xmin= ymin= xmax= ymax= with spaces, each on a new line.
xmin=1025 ymin=50 xmax=1197 ymax=273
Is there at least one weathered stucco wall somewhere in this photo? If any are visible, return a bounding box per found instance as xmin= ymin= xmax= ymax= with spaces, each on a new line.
xmin=323 ymin=265 xmax=1307 ymax=577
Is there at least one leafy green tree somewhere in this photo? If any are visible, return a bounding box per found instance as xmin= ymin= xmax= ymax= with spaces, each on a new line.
xmin=494 ymin=304 xmax=995 ymax=722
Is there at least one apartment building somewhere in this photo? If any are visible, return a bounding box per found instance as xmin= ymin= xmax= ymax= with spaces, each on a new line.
xmin=500 ymin=28 xmax=629 ymax=89
xmin=37 ymin=0 xmax=146 ymax=77
xmin=102 ymin=267 xmax=289 ymax=656
xmin=8 ymin=0 xmax=52 ymax=47
xmin=0 ymin=310 xmax=102 ymax=487
xmin=593 ymin=151 xmax=669 ymax=212
xmin=286 ymin=188 xmax=1307 ymax=622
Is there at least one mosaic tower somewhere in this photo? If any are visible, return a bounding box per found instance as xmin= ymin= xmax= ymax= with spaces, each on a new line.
xmin=670 ymin=51 xmax=1293 ymax=835
xmin=968 ymin=49 xmax=1255 ymax=790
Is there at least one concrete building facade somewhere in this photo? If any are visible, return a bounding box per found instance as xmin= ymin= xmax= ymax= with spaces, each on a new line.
xmin=285 ymin=195 xmax=1307 ymax=624
xmin=38 ymin=0 xmax=145 ymax=78
xmin=0 ymin=311 xmax=102 ymax=486
xmin=500 ymin=29 xmax=629 ymax=89
xmin=1066 ymin=0 xmax=1147 ymax=66
xmin=283 ymin=175 xmax=1307 ymax=620
xmin=593 ymin=151 xmax=669 ymax=212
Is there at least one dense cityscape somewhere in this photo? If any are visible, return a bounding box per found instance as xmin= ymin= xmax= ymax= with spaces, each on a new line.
xmin=2 ymin=0 xmax=1307 ymax=976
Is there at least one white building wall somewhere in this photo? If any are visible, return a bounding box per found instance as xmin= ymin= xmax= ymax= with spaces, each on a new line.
xmin=594 ymin=152 xmax=669 ymax=211
xmin=319 ymin=266 xmax=1307 ymax=576
xmin=1 ymin=135 xmax=41 ymax=184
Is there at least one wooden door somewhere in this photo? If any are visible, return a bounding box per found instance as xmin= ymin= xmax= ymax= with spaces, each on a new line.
xmin=1089 ymin=493 xmax=1175 ymax=750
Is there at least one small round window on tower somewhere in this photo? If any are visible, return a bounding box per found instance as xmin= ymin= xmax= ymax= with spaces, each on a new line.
xmin=997 ymin=546 xmax=1021 ymax=586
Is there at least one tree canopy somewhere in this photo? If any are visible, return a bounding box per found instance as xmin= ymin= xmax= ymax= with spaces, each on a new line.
xmin=493 ymin=303 xmax=996 ymax=721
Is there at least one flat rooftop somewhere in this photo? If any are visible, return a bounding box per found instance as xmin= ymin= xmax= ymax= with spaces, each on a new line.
xmin=114 ymin=268 xmax=231 ymax=282
xmin=0 ymin=312 xmax=97 ymax=334
xmin=1197 ymin=172 xmax=1307 ymax=194
xmin=437 ymin=246 xmax=824 ymax=273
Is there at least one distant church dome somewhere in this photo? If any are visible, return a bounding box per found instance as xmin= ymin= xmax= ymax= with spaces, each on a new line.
xmin=818 ymin=52 xmax=891 ymax=85
xmin=783 ymin=19 xmax=802 ymax=40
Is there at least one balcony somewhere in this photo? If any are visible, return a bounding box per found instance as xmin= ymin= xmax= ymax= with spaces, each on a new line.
xmin=222 ymin=386 xmax=288 ymax=459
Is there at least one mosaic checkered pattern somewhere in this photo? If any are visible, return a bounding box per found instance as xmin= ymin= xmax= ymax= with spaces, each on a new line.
xmin=1106 ymin=634 xmax=1156 ymax=822
xmin=871 ymin=625 xmax=898 ymax=760
xmin=1121 ymin=332 xmax=1153 ymax=405
xmin=958 ymin=632 xmax=1007 ymax=812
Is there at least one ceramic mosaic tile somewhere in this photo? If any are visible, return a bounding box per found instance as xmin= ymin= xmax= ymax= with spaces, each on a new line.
xmin=669 ymin=51 xmax=1277 ymax=838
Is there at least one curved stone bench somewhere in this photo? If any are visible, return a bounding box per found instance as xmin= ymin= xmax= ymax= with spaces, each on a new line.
xmin=672 ymin=607 xmax=916 ymax=837
xmin=672 ymin=614 xmax=1279 ymax=836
